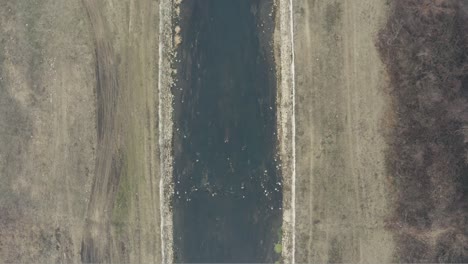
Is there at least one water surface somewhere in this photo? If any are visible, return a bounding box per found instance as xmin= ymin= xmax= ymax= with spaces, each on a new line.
xmin=172 ymin=1 xmax=281 ymax=262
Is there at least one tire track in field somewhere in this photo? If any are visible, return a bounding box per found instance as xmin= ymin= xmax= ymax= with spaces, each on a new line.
xmin=80 ymin=1 xmax=122 ymax=262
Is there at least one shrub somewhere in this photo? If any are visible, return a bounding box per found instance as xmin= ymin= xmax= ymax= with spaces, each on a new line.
xmin=377 ymin=0 xmax=468 ymax=262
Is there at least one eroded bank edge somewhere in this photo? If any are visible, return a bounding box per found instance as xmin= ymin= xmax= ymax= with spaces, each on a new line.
xmin=158 ymin=0 xmax=175 ymax=262
xmin=274 ymin=0 xmax=296 ymax=263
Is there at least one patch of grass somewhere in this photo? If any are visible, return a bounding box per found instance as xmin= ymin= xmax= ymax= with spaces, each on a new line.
xmin=273 ymin=226 xmax=283 ymax=262
xmin=111 ymin=156 xmax=131 ymax=234
xmin=274 ymin=243 xmax=282 ymax=254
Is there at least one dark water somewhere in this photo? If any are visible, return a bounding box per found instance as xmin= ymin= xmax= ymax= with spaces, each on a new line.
xmin=172 ymin=0 xmax=281 ymax=263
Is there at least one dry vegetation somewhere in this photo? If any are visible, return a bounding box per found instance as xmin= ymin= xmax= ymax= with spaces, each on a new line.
xmin=378 ymin=0 xmax=468 ymax=262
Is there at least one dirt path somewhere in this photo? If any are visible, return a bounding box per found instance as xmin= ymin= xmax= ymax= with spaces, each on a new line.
xmin=292 ymin=0 xmax=395 ymax=262
xmin=81 ymin=0 xmax=166 ymax=263
xmin=80 ymin=1 xmax=122 ymax=262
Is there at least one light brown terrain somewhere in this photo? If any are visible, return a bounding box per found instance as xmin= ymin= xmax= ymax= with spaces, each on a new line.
xmin=0 ymin=0 xmax=166 ymax=263
xmin=0 ymin=0 xmax=407 ymax=263
xmin=0 ymin=1 xmax=96 ymax=262
xmin=292 ymin=0 xmax=395 ymax=263
xmin=1 ymin=0 xmax=466 ymax=263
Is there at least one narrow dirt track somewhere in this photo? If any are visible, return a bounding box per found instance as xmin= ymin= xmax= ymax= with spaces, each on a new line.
xmin=293 ymin=0 xmax=394 ymax=262
xmin=80 ymin=0 xmax=167 ymax=263
xmin=81 ymin=1 xmax=122 ymax=262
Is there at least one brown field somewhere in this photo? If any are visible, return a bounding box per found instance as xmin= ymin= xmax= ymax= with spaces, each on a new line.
xmin=0 ymin=0 xmax=466 ymax=263
xmin=292 ymin=0 xmax=395 ymax=262
xmin=0 ymin=0 xmax=165 ymax=263
xmin=292 ymin=0 xmax=467 ymax=263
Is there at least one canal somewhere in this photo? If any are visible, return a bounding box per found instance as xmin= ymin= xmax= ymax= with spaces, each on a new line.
xmin=172 ymin=0 xmax=282 ymax=262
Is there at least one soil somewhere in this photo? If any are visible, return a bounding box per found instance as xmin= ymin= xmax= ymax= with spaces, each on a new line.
xmin=292 ymin=0 xmax=395 ymax=263
xmin=1 ymin=0 xmax=466 ymax=263
xmin=0 ymin=0 xmax=166 ymax=263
